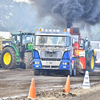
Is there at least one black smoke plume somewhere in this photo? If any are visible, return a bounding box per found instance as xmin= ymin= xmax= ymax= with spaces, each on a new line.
xmin=30 ymin=0 xmax=100 ymax=28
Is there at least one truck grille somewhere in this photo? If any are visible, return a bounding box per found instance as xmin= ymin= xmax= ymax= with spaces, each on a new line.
xmin=43 ymin=66 xmax=59 ymax=69
xmin=40 ymin=51 xmax=62 ymax=59
xmin=42 ymin=59 xmax=61 ymax=61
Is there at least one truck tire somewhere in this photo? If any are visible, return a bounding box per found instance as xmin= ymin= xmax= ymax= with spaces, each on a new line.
xmin=1 ymin=47 xmax=16 ymax=69
xmin=72 ymin=62 xmax=76 ymax=76
xmin=34 ymin=69 xmax=40 ymax=76
xmin=24 ymin=52 xmax=33 ymax=69
xmin=65 ymin=67 xmax=72 ymax=76
xmin=86 ymin=51 xmax=95 ymax=72
xmin=65 ymin=70 xmax=69 ymax=76
xmin=70 ymin=65 xmax=72 ymax=76
xmin=44 ymin=70 xmax=50 ymax=76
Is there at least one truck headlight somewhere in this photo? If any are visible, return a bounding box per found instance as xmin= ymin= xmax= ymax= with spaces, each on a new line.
xmin=34 ymin=62 xmax=39 ymax=64
xmin=62 ymin=63 xmax=68 ymax=65
xmin=62 ymin=63 xmax=65 ymax=65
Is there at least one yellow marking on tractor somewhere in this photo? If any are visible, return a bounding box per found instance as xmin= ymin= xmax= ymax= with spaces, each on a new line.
xmin=94 ymin=51 xmax=96 ymax=57
xmin=3 ymin=52 xmax=11 ymax=65
xmin=91 ymin=56 xmax=94 ymax=69
xmin=28 ymin=44 xmax=34 ymax=45
xmin=0 ymin=36 xmax=2 ymax=51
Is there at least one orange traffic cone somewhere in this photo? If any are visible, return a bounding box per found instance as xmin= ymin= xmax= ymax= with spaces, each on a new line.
xmin=64 ymin=75 xmax=70 ymax=93
xmin=28 ymin=78 xmax=36 ymax=99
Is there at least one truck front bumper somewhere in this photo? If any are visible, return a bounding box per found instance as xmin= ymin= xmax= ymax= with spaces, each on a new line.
xmin=33 ymin=59 xmax=71 ymax=70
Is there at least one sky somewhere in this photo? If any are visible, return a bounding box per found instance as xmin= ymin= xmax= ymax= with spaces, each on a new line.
xmin=0 ymin=0 xmax=100 ymax=41
xmin=13 ymin=0 xmax=30 ymax=3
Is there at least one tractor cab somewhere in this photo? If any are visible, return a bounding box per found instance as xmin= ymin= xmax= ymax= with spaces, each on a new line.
xmin=80 ymin=37 xmax=91 ymax=50
xmin=11 ymin=32 xmax=34 ymax=51
xmin=70 ymin=27 xmax=91 ymax=56
xmin=70 ymin=27 xmax=82 ymax=56
xmin=70 ymin=27 xmax=95 ymax=74
xmin=11 ymin=32 xmax=34 ymax=60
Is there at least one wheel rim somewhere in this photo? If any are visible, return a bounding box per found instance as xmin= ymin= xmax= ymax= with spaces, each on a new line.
xmin=78 ymin=62 xmax=85 ymax=74
xmin=79 ymin=62 xmax=83 ymax=69
xmin=3 ymin=52 xmax=11 ymax=65
xmin=91 ymin=56 xmax=94 ymax=69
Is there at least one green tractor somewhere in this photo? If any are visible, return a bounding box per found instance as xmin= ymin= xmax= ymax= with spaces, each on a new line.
xmin=0 ymin=32 xmax=34 ymax=69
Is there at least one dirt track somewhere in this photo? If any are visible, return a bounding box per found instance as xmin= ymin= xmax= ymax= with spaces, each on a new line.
xmin=0 ymin=68 xmax=100 ymax=100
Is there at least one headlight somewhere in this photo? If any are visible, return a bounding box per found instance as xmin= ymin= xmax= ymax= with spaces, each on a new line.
xmin=62 ymin=63 xmax=68 ymax=65
xmin=34 ymin=62 xmax=39 ymax=64
xmin=62 ymin=63 xmax=65 ymax=65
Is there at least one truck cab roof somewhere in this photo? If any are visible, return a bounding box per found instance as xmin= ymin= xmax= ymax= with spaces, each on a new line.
xmin=35 ymin=31 xmax=71 ymax=37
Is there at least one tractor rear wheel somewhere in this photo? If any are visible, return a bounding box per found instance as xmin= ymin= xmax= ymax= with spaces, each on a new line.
xmin=24 ymin=52 xmax=33 ymax=69
xmin=86 ymin=51 xmax=95 ymax=72
xmin=1 ymin=47 xmax=16 ymax=69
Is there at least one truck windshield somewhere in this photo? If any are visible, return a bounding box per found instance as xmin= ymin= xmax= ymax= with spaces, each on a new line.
xmin=35 ymin=35 xmax=71 ymax=47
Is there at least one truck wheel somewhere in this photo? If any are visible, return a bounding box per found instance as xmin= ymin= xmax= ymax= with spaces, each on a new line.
xmin=86 ymin=52 xmax=95 ymax=72
xmin=70 ymin=65 xmax=72 ymax=76
xmin=34 ymin=69 xmax=40 ymax=76
xmin=65 ymin=70 xmax=70 ymax=76
xmin=44 ymin=70 xmax=50 ymax=76
xmin=72 ymin=62 xmax=76 ymax=76
xmin=24 ymin=52 xmax=33 ymax=69
xmin=65 ymin=66 xmax=72 ymax=76
xmin=1 ymin=47 xmax=16 ymax=69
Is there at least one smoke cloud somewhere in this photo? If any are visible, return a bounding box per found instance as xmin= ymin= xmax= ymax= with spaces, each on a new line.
xmin=30 ymin=0 xmax=100 ymax=28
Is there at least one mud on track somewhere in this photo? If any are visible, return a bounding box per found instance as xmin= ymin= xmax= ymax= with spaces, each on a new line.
xmin=0 ymin=68 xmax=100 ymax=100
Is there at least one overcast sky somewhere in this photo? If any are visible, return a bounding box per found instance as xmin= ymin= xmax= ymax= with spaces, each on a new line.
xmin=0 ymin=0 xmax=99 ymax=41
xmin=13 ymin=0 xmax=30 ymax=3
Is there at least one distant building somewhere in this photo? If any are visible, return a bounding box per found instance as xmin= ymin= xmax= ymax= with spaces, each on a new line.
xmin=0 ymin=31 xmax=11 ymax=40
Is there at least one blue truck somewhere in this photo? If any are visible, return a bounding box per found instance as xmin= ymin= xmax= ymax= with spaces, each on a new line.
xmin=33 ymin=29 xmax=76 ymax=76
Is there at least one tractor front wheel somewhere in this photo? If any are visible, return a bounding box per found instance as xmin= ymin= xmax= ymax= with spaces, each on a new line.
xmin=1 ymin=47 xmax=16 ymax=69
